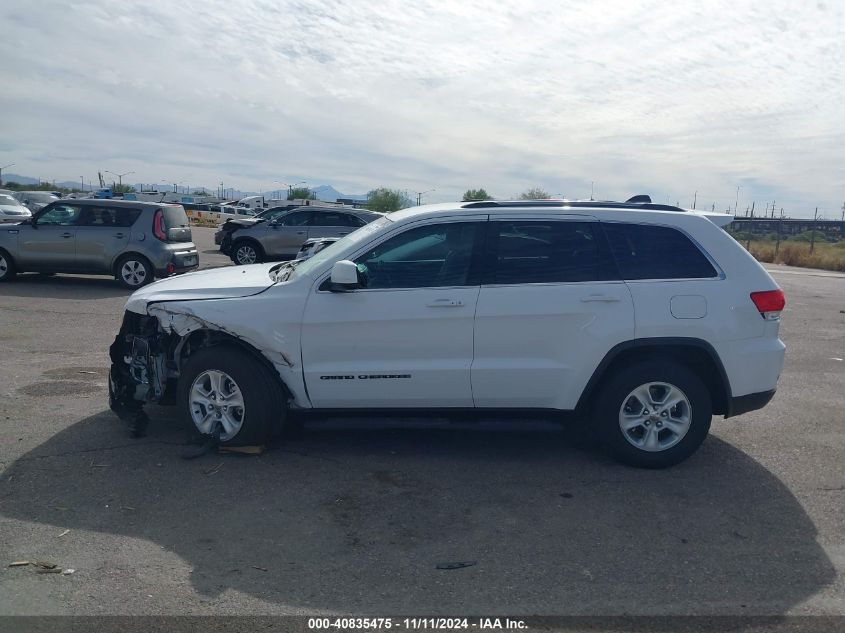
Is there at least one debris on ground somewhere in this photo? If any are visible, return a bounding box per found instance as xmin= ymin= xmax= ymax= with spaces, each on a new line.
xmin=9 ymin=561 xmax=30 ymax=567
xmin=34 ymin=561 xmax=57 ymax=570
xmin=203 ymin=462 xmax=224 ymax=476
xmin=181 ymin=435 xmax=218 ymax=460
xmin=36 ymin=567 xmax=63 ymax=574
xmin=57 ymin=529 xmax=70 ymax=538
xmin=435 ymin=561 xmax=477 ymax=570
xmin=61 ymin=569 xmax=75 ymax=575
xmin=219 ymin=445 xmax=264 ymax=455
xmin=251 ymin=566 xmax=268 ymax=572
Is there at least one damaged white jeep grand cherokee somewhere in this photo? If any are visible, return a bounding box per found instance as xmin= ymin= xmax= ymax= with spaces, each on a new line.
xmin=109 ymin=198 xmax=786 ymax=468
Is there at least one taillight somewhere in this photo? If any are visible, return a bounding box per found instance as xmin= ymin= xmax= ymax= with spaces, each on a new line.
xmin=153 ymin=209 xmax=167 ymax=241
xmin=750 ymin=289 xmax=785 ymax=320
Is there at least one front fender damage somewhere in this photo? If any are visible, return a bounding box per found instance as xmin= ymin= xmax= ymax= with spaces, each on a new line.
xmin=109 ymin=303 xmax=294 ymax=438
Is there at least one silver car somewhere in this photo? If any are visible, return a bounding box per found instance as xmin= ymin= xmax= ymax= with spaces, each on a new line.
xmin=13 ymin=191 xmax=60 ymax=212
xmin=0 ymin=199 xmax=199 ymax=288
xmin=220 ymin=206 xmax=382 ymax=265
xmin=0 ymin=194 xmax=32 ymax=224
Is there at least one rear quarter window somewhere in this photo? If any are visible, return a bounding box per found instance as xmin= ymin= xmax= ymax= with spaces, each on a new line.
xmin=162 ymin=205 xmax=190 ymax=228
xmin=603 ymin=223 xmax=718 ymax=280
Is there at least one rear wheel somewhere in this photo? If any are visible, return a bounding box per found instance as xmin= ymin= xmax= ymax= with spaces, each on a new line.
xmin=116 ymin=254 xmax=154 ymax=289
xmin=178 ymin=345 xmax=285 ymax=446
xmin=232 ymin=240 xmax=264 ymax=265
xmin=594 ymin=360 xmax=712 ymax=468
xmin=0 ymin=249 xmax=16 ymax=282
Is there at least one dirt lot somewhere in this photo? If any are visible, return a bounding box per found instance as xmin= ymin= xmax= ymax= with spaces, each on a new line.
xmin=0 ymin=228 xmax=843 ymax=616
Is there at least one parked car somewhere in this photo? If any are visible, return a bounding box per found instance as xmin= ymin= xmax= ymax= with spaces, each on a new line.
xmin=295 ymin=236 xmax=339 ymax=260
xmin=0 ymin=200 xmax=198 ymax=288
xmin=0 ymin=194 xmax=33 ymax=224
xmin=13 ymin=191 xmax=60 ymax=212
xmin=109 ymin=197 xmax=785 ymax=468
xmin=220 ymin=206 xmax=383 ymax=265
xmin=214 ymin=205 xmax=302 ymax=245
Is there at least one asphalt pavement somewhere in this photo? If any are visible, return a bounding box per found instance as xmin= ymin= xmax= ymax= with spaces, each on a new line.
xmin=0 ymin=228 xmax=843 ymax=616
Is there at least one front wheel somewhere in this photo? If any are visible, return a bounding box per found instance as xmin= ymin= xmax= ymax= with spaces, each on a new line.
xmin=594 ymin=360 xmax=712 ymax=468
xmin=232 ymin=240 xmax=263 ymax=265
xmin=178 ymin=345 xmax=285 ymax=446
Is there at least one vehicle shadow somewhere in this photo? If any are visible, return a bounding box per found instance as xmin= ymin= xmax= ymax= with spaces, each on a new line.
xmin=0 ymin=411 xmax=835 ymax=615
xmin=0 ymin=274 xmax=130 ymax=299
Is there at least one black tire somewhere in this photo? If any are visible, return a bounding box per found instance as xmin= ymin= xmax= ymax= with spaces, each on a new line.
xmin=232 ymin=239 xmax=264 ymax=265
xmin=178 ymin=345 xmax=286 ymax=447
xmin=0 ymin=249 xmax=16 ymax=282
xmin=115 ymin=254 xmax=155 ymax=289
xmin=594 ymin=360 xmax=712 ymax=468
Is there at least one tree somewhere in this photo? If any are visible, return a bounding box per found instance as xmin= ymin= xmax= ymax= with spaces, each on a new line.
xmin=112 ymin=183 xmax=136 ymax=195
xmin=462 ymin=188 xmax=492 ymax=201
xmin=518 ymin=187 xmax=550 ymax=200
xmin=288 ymin=187 xmax=316 ymax=200
xmin=364 ymin=188 xmax=414 ymax=213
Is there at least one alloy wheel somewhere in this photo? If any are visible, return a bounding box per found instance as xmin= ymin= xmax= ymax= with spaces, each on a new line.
xmin=618 ymin=382 xmax=692 ymax=452
xmin=189 ymin=369 xmax=246 ymax=441
xmin=121 ymin=260 xmax=148 ymax=286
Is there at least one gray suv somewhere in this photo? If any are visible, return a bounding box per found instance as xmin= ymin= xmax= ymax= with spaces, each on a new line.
xmin=0 ymin=199 xmax=198 ymax=288
xmin=220 ymin=206 xmax=382 ymax=265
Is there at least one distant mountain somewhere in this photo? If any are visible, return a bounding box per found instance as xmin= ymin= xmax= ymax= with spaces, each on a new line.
xmin=0 ymin=173 xmax=368 ymax=202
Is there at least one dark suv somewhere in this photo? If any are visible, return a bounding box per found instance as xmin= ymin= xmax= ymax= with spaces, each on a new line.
xmin=0 ymin=199 xmax=198 ymax=288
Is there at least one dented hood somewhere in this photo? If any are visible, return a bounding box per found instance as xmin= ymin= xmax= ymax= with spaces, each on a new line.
xmin=125 ymin=264 xmax=277 ymax=314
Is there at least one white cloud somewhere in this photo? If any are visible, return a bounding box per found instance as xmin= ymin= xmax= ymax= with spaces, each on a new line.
xmin=1 ymin=0 xmax=843 ymax=215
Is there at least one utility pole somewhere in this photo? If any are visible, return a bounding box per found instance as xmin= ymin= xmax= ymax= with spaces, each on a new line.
xmin=80 ymin=176 xmax=84 ymax=192
xmin=840 ymin=201 xmax=844 ymax=222
xmin=105 ymin=170 xmax=134 ymax=189
xmin=693 ymin=191 xmax=697 ymax=209
xmin=810 ymin=207 xmax=819 ymax=254
xmin=770 ymin=200 xmax=776 ymax=219
xmin=590 ymin=181 xmax=594 ymax=201
xmin=745 ymin=201 xmax=755 ymax=251
xmin=0 ymin=163 xmax=14 ymax=187
xmin=735 ymin=185 xmax=741 ymax=213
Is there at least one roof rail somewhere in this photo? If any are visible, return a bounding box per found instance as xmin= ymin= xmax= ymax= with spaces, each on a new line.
xmin=461 ymin=198 xmax=686 ymax=213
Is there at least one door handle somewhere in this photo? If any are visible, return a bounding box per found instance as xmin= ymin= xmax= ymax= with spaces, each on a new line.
xmin=60 ymin=232 xmax=73 ymax=238
xmin=114 ymin=233 xmax=125 ymax=238
xmin=296 ymin=231 xmax=306 ymax=235
xmin=426 ymin=299 xmax=464 ymax=307
xmin=580 ymin=294 xmax=621 ymax=303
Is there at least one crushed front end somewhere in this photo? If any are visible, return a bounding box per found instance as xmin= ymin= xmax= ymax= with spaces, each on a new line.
xmin=108 ymin=310 xmax=175 ymax=436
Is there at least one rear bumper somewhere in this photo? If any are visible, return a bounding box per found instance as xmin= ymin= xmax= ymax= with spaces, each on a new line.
xmin=154 ymin=248 xmax=199 ymax=276
xmin=727 ymin=389 xmax=776 ymax=418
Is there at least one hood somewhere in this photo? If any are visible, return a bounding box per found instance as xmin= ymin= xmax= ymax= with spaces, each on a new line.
xmin=222 ymin=217 xmax=263 ymax=231
xmin=125 ymin=264 xmax=277 ymax=314
xmin=0 ymin=204 xmax=31 ymax=215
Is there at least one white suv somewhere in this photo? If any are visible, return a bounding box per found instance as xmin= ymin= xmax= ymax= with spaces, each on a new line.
xmin=109 ymin=198 xmax=785 ymax=468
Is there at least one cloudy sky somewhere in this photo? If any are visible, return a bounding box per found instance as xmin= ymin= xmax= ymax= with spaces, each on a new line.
xmin=2 ymin=0 xmax=843 ymax=216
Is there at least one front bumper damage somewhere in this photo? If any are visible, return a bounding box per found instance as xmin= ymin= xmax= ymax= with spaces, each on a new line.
xmin=108 ymin=311 xmax=172 ymax=436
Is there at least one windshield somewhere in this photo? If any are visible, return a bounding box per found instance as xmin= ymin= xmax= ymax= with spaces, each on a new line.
xmin=289 ymin=215 xmax=393 ymax=280
xmin=0 ymin=194 xmax=23 ymax=207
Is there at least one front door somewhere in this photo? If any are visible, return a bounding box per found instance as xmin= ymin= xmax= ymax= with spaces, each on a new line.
xmin=472 ymin=217 xmax=635 ymax=409
xmin=263 ymin=210 xmax=313 ymax=257
xmin=17 ymin=203 xmax=82 ymax=271
xmin=301 ymin=217 xmax=487 ymax=408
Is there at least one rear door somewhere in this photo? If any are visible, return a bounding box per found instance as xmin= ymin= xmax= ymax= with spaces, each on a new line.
xmin=307 ymin=211 xmax=365 ymax=240
xmin=75 ymin=205 xmax=140 ymax=272
xmin=17 ymin=203 xmax=82 ymax=271
xmin=471 ymin=216 xmax=635 ymax=409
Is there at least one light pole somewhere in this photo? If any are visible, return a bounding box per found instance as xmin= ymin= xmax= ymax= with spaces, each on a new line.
xmin=0 ymin=163 xmax=14 ymax=187
xmin=693 ymin=191 xmax=697 ymax=209
xmin=278 ymin=180 xmax=306 ymax=199
xmin=414 ymin=189 xmax=435 ymax=206
xmin=734 ymin=185 xmax=741 ymax=213
xmin=105 ymin=170 xmax=134 ymax=189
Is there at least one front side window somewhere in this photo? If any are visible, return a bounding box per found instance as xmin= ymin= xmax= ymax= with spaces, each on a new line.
xmin=355 ymin=222 xmax=481 ymax=289
xmin=488 ymin=221 xmax=610 ymax=284
xmin=603 ymin=223 xmax=718 ymax=280
xmin=36 ymin=204 xmax=81 ymax=226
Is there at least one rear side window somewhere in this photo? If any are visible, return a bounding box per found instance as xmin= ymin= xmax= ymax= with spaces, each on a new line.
xmin=603 ymin=223 xmax=718 ymax=280
xmin=80 ymin=207 xmax=142 ymax=227
xmin=488 ymin=221 xmax=612 ymax=284
xmin=162 ymin=205 xmax=190 ymax=228
xmin=311 ymin=212 xmax=366 ymax=227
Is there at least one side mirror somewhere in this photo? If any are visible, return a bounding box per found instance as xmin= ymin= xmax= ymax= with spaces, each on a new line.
xmin=329 ymin=260 xmax=360 ymax=291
